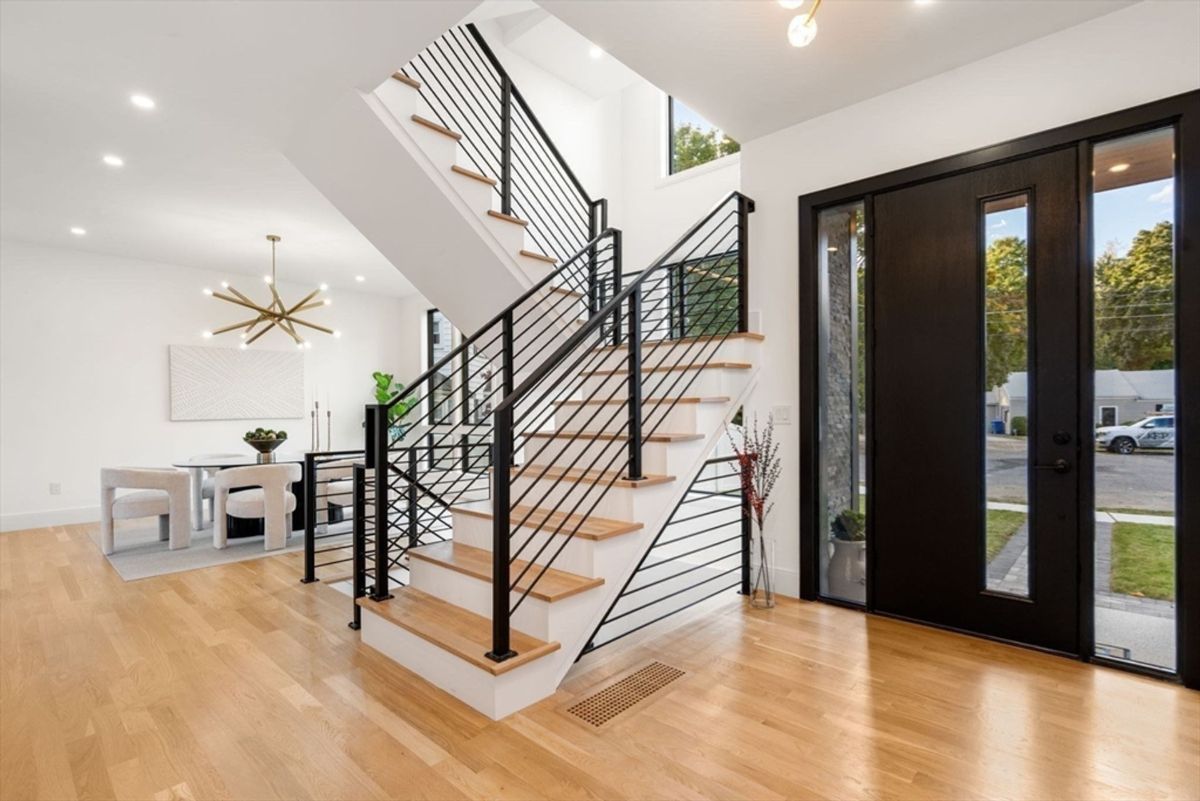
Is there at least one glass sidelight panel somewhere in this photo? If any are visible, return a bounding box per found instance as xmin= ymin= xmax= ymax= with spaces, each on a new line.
xmin=817 ymin=202 xmax=867 ymax=603
xmin=983 ymin=195 xmax=1031 ymax=597
xmin=1091 ymin=127 xmax=1177 ymax=671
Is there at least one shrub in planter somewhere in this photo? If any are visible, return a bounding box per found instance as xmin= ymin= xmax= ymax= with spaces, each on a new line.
xmin=1010 ymin=416 xmax=1028 ymax=436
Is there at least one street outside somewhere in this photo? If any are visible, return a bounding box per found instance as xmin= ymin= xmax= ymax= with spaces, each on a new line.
xmin=983 ymin=434 xmax=1175 ymax=513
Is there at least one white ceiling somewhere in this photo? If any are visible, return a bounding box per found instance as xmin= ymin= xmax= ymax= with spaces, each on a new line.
xmin=541 ymin=0 xmax=1135 ymax=142
xmin=491 ymin=9 xmax=642 ymax=100
xmin=0 ymin=0 xmax=476 ymax=296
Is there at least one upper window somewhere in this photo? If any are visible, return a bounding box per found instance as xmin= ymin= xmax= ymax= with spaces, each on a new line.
xmin=668 ymin=96 xmax=739 ymax=175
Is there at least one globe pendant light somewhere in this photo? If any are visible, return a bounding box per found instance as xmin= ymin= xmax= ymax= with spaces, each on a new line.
xmin=788 ymin=0 xmax=821 ymax=48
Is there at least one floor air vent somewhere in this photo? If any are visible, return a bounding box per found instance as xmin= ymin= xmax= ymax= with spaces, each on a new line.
xmin=567 ymin=661 xmax=685 ymax=727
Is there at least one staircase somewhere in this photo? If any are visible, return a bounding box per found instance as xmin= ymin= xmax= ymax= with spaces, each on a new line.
xmin=349 ymin=190 xmax=759 ymax=718
xmin=287 ymin=24 xmax=606 ymax=333
xmin=324 ymin=24 xmax=762 ymax=720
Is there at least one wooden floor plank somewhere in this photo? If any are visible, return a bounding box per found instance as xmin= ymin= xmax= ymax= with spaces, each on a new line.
xmin=1 ymin=523 xmax=1197 ymax=801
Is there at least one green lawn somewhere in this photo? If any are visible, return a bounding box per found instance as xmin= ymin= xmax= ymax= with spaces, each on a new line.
xmin=1111 ymin=522 xmax=1175 ymax=601
xmin=986 ymin=510 xmax=1026 ymax=562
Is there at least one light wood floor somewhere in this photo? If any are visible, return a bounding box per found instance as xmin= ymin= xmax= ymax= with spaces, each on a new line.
xmin=2 ymin=523 xmax=1197 ymax=801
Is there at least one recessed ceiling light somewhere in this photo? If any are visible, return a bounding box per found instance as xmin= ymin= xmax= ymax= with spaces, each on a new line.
xmin=779 ymin=0 xmax=804 ymax=7
xmin=589 ymin=45 xmax=604 ymax=59
xmin=102 ymin=154 xmax=124 ymax=167
xmin=333 ymin=330 xmax=342 ymax=339
xmin=1109 ymin=162 xmax=1131 ymax=173
xmin=354 ymin=275 xmax=365 ymax=282
xmin=130 ymin=94 xmax=156 ymax=110
xmin=914 ymin=0 xmax=935 ymax=5
xmin=70 ymin=227 xmax=86 ymax=236
xmin=319 ymin=282 xmax=329 ymax=291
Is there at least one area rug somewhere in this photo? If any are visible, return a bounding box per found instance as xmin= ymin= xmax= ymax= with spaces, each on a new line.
xmin=101 ymin=523 xmax=307 ymax=581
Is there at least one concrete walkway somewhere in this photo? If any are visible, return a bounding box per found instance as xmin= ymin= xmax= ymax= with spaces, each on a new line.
xmin=984 ymin=510 xmax=1176 ymax=669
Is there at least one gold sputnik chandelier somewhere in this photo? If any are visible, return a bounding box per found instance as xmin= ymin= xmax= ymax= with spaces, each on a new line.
xmin=202 ymin=235 xmax=340 ymax=349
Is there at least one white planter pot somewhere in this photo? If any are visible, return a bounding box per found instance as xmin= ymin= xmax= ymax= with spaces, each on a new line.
xmin=828 ymin=538 xmax=866 ymax=602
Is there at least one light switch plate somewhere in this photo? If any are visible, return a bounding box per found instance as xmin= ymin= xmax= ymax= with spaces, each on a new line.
xmin=49 ymin=482 xmax=61 ymax=495
xmin=771 ymin=405 xmax=792 ymax=425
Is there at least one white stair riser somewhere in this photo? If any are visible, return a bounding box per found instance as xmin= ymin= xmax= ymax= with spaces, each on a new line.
xmin=590 ymin=337 xmax=759 ymax=371
xmin=553 ymin=401 xmax=699 ymax=435
xmin=522 ymin=434 xmax=707 ymax=476
xmin=447 ymin=170 xmax=497 ymax=214
xmin=581 ymin=367 xmax=750 ymax=399
xmin=481 ymin=215 xmax=530 ymax=255
xmin=359 ymin=607 xmax=558 ymax=720
xmin=451 ymin=509 xmax=634 ymax=577
xmin=508 ymin=471 xmax=676 ymax=521
xmin=407 ymin=556 xmax=599 ymax=644
xmin=374 ymin=79 xmax=417 ymax=128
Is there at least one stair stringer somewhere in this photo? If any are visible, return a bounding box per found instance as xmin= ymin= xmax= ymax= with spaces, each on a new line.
xmin=285 ymin=86 xmax=564 ymax=336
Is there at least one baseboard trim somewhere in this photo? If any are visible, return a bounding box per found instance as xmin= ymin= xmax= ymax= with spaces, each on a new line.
xmin=1 ymin=505 xmax=99 ymax=533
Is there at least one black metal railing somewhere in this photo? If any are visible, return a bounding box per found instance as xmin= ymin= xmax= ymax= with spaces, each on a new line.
xmin=487 ymin=191 xmax=754 ymax=660
xmin=301 ymin=449 xmax=365 ymax=584
xmin=354 ymin=192 xmax=754 ymax=654
xmin=360 ymin=229 xmax=620 ymax=603
xmin=398 ymin=24 xmax=607 ymax=263
xmin=581 ymin=456 xmax=750 ymax=654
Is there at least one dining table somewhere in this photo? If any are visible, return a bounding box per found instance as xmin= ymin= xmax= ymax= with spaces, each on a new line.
xmin=172 ymin=453 xmax=308 ymax=534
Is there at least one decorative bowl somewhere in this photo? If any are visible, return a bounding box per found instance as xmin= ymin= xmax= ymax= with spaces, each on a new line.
xmin=244 ymin=436 xmax=286 ymax=463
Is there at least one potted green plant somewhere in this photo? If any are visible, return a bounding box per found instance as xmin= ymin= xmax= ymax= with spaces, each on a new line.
xmin=372 ymin=371 xmax=414 ymax=441
xmin=829 ymin=508 xmax=866 ymax=601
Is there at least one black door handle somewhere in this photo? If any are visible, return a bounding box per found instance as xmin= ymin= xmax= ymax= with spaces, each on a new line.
xmin=1034 ymin=458 xmax=1071 ymax=474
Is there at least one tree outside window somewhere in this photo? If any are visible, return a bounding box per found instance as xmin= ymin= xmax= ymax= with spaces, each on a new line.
xmin=669 ymin=97 xmax=739 ymax=174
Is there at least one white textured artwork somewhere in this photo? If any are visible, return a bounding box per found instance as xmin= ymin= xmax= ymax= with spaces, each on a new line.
xmin=169 ymin=345 xmax=304 ymax=421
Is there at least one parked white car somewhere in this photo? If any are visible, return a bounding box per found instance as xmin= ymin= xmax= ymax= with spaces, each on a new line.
xmin=1095 ymin=415 xmax=1175 ymax=454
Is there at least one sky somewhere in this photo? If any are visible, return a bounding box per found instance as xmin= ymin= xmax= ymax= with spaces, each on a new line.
xmin=985 ymin=177 xmax=1173 ymax=256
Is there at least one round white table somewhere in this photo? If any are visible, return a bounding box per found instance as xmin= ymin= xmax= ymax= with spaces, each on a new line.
xmin=173 ymin=452 xmax=307 ymax=532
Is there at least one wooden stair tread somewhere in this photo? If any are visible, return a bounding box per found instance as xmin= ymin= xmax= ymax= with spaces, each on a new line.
xmin=526 ymin=430 xmax=703 ymax=443
xmin=557 ymin=396 xmax=730 ymax=407
xmin=594 ymin=332 xmax=764 ymax=354
xmin=508 ymin=464 xmax=675 ymax=488
xmin=544 ymin=284 xmax=583 ymax=300
xmin=487 ymin=209 xmax=529 ymax=226
xmin=453 ymin=503 xmax=642 ymax=541
xmin=411 ymin=114 xmax=462 ymax=141
xmin=391 ymin=72 xmax=421 ymax=89
xmin=450 ymin=164 xmax=497 ymax=186
xmin=409 ymin=542 xmax=603 ymax=602
xmin=580 ymin=361 xmax=752 ymax=377
xmin=356 ymin=587 xmax=559 ymax=675
xmin=520 ymin=250 xmax=558 ymax=264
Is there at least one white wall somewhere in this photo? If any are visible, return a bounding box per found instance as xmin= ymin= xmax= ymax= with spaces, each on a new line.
xmin=476 ymin=18 xmax=625 ymax=209
xmin=478 ymin=17 xmax=741 ymax=269
xmin=738 ymin=0 xmax=1200 ymax=597
xmin=614 ymin=81 xmax=741 ymax=268
xmin=0 ymin=240 xmax=428 ymax=531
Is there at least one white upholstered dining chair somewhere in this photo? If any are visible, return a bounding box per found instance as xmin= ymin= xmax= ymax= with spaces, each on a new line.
xmin=196 ymin=453 xmax=244 ymax=524
xmin=99 ymin=467 xmax=191 ymax=555
xmin=211 ymin=463 xmax=301 ymax=550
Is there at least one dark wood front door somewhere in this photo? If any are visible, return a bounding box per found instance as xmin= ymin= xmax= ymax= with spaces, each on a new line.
xmin=871 ymin=147 xmax=1081 ymax=653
